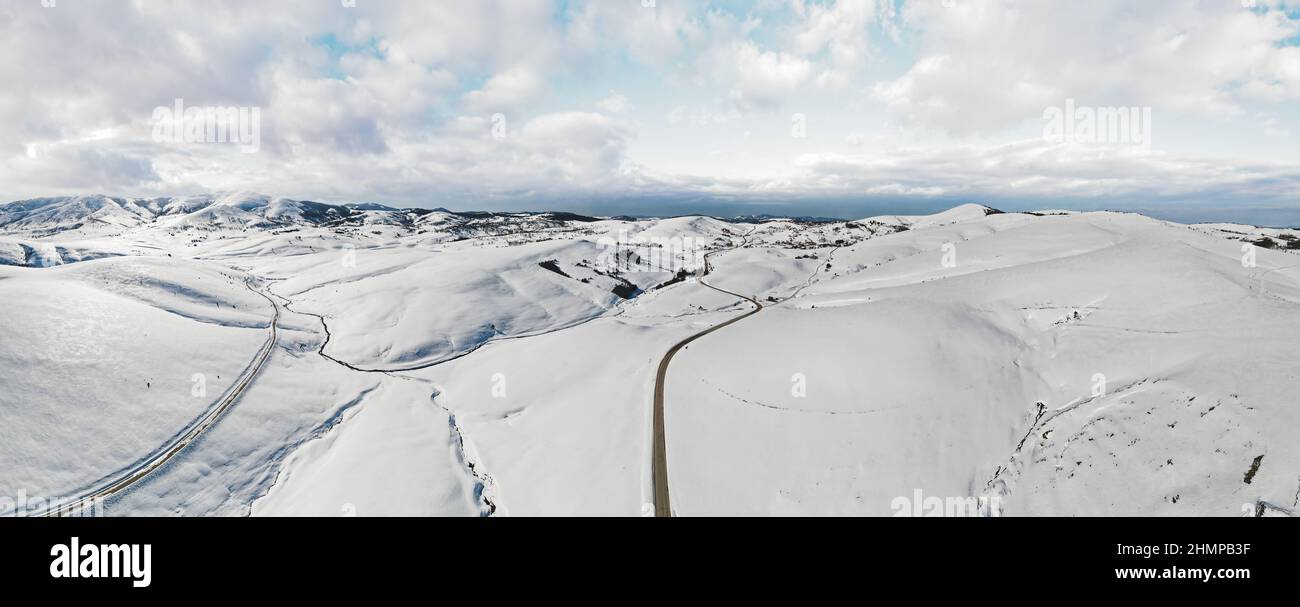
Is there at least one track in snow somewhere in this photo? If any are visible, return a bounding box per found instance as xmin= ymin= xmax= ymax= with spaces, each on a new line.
xmin=40 ymin=279 xmax=281 ymax=517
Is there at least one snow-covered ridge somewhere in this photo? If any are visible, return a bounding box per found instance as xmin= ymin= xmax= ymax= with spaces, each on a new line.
xmin=0 ymin=192 xmax=932 ymax=265
xmin=0 ymin=193 xmax=708 ymax=249
xmin=858 ymin=202 xmax=1001 ymax=229
xmin=0 ymin=194 xmax=1001 ymax=238
xmin=0 ymin=192 xmax=368 ymax=236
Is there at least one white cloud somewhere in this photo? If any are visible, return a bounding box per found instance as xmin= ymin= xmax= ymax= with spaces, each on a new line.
xmin=563 ymin=1 xmax=712 ymax=72
xmin=694 ymin=139 xmax=1300 ymax=205
xmin=789 ymin=0 xmax=881 ymax=70
xmin=873 ymin=0 xmax=1300 ymax=134
xmin=597 ymin=93 xmax=631 ymax=114
xmin=726 ymin=42 xmax=817 ymax=111
xmin=355 ymin=0 xmax=562 ymax=73
xmin=462 ymin=66 xmax=547 ymax=114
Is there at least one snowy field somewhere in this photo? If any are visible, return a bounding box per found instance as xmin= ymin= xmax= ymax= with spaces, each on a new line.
xmin=1 ymin=193 xmax=1296 ymax=516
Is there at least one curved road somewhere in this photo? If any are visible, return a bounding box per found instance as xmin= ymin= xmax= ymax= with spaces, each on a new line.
xmin=652 ymin=233 xmax=769 ymax=518
xmin=652 ymin=236 xmax=844 ymax=517
xmin=42 ymin=279 xmax=280 ymax=517
xmin=652 ymin=278 xmax=761 ymax=517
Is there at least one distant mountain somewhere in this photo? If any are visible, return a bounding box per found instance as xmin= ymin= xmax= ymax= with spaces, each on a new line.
xmin=0 ymin=193 xmax=452 ymax=236
xmin=8 ymin=194 xmax=1003 ymax=238
xmin=0 ymin=192 xmax=617 ymax=240
xmin=0 ymin=195 xmax=158 ymax=233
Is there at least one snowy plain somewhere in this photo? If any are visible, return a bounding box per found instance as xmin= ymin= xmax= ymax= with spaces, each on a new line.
xmin=1 ymin=193 xmax=1296 ymax=516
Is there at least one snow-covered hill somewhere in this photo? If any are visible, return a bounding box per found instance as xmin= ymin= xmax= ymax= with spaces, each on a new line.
xmin=670 ymin=211 xmax=1300 ymax=516
xmin=1 ymin=194 xmax=1295 ymax=517
xmin=0 ymin=195 xmax=161 ymax=235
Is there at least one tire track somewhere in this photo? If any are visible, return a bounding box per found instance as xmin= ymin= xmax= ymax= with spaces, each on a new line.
xmin=40 ymin=277 xmax=280 ymax=517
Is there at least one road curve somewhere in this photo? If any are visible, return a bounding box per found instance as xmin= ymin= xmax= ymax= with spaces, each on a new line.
xmin=651 ymin=235 xmax=843 ymax=517
xmin=41 ymin=279 xmax=281 ymax=517
xmin=652 ymin=253 xmax=762 ymax=517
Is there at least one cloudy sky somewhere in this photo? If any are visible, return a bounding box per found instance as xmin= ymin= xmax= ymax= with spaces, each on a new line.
xmin=3 ymin=0 xmax=1300 ymax=221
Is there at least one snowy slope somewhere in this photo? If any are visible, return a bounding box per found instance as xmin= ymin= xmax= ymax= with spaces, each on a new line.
xmin=1 ymin=195 xmax=1295 ymax=517
xmin=255 ymin=279 xmax=753 ymax=516
xmin=666 ymin=211 xmax=1300 ymax=515
xmin=0 ymin=258 xmax=270 ymax=505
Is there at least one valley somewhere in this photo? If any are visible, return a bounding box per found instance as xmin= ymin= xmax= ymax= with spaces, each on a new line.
xmin=1 ymin=193 xmax=1297 ymax=517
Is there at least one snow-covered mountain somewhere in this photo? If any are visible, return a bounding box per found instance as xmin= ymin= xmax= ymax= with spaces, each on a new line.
xmin=0 ymin=195 xmax=160 ymax=233
xmin=0 ymin=192 xmax=376 ymax=235
xmin=1 ymin=195 xmax=1296 ymax=517
xmin=0 ymin=193 xmax=625 ymax=247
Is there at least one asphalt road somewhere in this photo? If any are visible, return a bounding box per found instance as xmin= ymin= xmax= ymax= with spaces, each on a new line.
xmin=652 ymin=239 xmax=762 ymax=518
xmin=651 ymin=235 xmax=846 ymax=517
